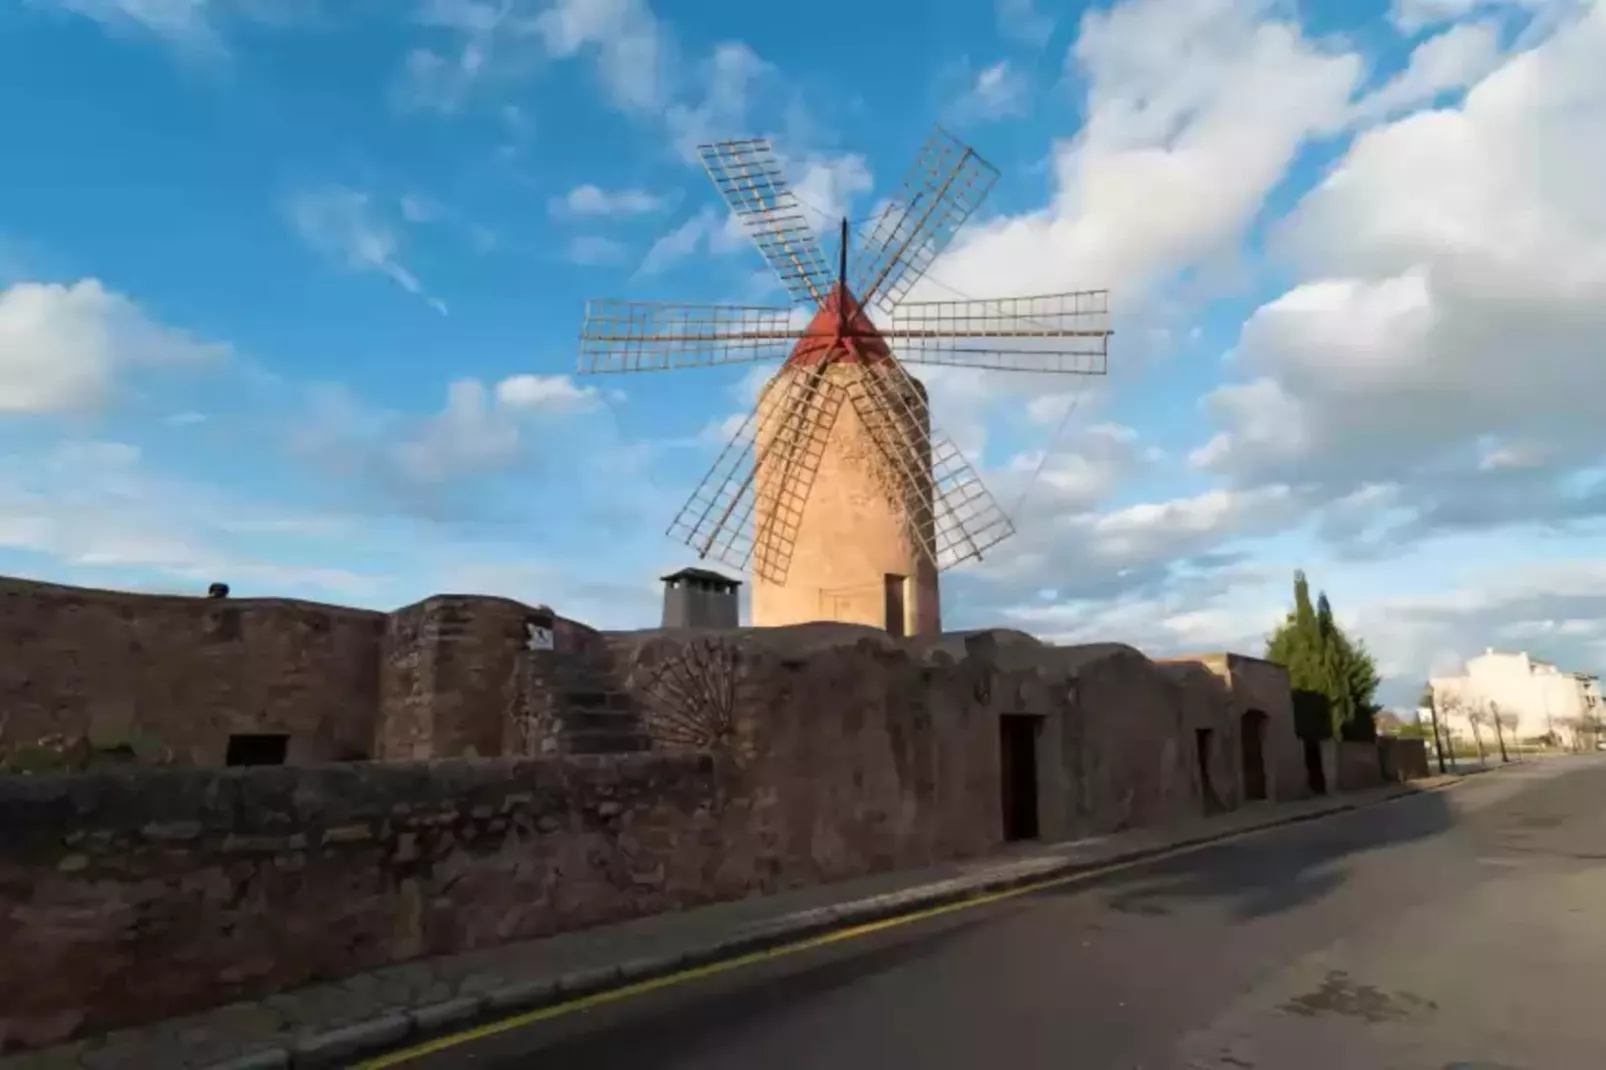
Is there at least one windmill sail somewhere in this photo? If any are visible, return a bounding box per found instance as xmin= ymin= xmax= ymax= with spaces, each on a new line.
xmin=666 ymin=364 xmax=845 ymax=584
xmin=698 ymin=138 xmax=835 ymax=308
xmin=851 ymin=127 xmax=1000 ymax=315
xmin=577 ymin=124 xmax=1115 ymax=616
xmin=579 ymin=301 xmax=798 ymax=373
xmin=884 ymin=289 xmax=1112 ymax=374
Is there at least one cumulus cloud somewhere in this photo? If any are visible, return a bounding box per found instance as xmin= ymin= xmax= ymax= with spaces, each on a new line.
xmin=919 ymin=0 xmax=1363 ymax=306
xmin=1349 ymin=19 xmax=1506 ymax=124
xmin=1195 ymin=2 xmax=1606 ymax=530
xmin=0 ymin=278 xmax=224 ymax=415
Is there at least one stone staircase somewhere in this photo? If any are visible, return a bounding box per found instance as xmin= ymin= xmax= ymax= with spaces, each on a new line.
xmin=548 ymin=636 xmax=651 ymax=756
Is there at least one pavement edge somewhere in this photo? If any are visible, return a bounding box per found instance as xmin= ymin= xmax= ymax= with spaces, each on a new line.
xmin=204 ymin=776 xmax=1468 ymax=1070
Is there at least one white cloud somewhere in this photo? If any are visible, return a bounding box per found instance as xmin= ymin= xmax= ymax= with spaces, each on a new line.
xmin=635 ymin=207 xmax=745 ymax=277
xmin=949 ymin=60 xmax=1030 ymax=124
xmin=664 ymin=41 xmax=773 ymax=160
xmin=286 ymin=185 xmax=448 ymax=314
xmin=786 ymin=153 xmax=873 ymax=234
xmin=914 ymin=0 xmax=1363 ymax=309
xmin=1197 ymin=3 xmax=1606 ymax=509
xmin=1350 ymin=20 xmax=1506 ymax=124
xmin=565 ymin=235 xmax=629 ymax=265
xmin=997 ymin=0 xmax=1055 ymax=46
xmin=0 ymin=437 xmax=381 ymax=596
xmin=532 ymin=0 xmax=665 ymax=111
xmin=549 ymin=184 xmax=665 ymax=219
xmin=32 ymin=0 xmax=299 ymax=55
xmin=495 ymin=373 xmax=599 ymax=414
xmin=0 ymin=278 xmax=223 ymax=415
xmin=292 ymin=371 xmax=601 ymax=504
xmin=1387 ymin=0 xmax=1573 ymax=33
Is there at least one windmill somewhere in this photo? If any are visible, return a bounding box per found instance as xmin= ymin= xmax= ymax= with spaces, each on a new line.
xmin=577 ymin=127 xmax=1111 ymax=637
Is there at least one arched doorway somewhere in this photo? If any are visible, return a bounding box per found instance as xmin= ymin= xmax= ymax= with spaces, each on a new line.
xmin=1241 ymin=709 xmax=1269 ymax=802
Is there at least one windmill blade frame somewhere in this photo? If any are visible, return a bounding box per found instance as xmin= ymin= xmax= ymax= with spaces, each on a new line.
xmin=578 ymin=300 xmax=799 ymax=374
xmin=666 ymin=364 xmax=846 ymax=584
xmin=841 ymin=360 xmax=1016 ymax=571
xmin=884 ymin=289 xmax=1113 ymax=375
xmin=698 ymin=138 xmax=836 ymax=308
xmin=852 ymin=127 xmax=1000 ymax=316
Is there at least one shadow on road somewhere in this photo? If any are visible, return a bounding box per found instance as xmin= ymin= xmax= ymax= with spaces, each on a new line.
xmin=1046 ymin=787 xmax=1463 ymax=922
xmin=452 ymin=911 xmax=1001 ymax=1069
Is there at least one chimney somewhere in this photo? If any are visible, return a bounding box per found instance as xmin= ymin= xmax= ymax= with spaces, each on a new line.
xmin=660 ymin=567 xmax=741 ymax=629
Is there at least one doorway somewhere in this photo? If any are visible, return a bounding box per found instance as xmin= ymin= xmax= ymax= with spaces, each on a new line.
xmin=1303 ymin=738 xmax=1328 ymax=795
xmin=1241 ymin=709 xmax=1269 ymax=801
xmin=1195 ymin=727 xmax=1220 ymax=814
xmin=226 ymin=733 xmax=289 ymax=767
xmin=999 ymin=715 xmax=1042 ymax=841
xmin=883 ymin=574 xmax=906 ymax=638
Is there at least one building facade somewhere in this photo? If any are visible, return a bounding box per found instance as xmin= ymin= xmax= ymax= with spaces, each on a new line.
xmin=1430 ymin=648 xmax=1602 ymax=751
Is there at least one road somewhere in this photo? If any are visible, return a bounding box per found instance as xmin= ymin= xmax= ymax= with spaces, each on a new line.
xmin=400 ymin=758 xmax=1606 ymax=1070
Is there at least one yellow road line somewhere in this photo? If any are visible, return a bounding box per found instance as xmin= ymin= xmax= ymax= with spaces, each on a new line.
xmin=355 ymin=782 xmax=1460 ymax=1068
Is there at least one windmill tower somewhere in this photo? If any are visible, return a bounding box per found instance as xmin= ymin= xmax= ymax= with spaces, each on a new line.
xmin=577 ymin=127 xmax=1111 ymax=637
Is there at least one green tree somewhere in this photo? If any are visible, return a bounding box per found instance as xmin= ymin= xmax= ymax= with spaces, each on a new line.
xmin=1266 ymin=571 xmax=1380 ymax=740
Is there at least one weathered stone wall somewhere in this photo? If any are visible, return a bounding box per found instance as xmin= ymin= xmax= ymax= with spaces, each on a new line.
xmin=0 ymin=623 xmax=1326 ymax=1052
xmin=0 ymin=576 xmax=611 ymax=769
xmin=1332 ymin=739 xmax=1385 ymax=791
xmin=0 ymin=757 xmax=734 ymax=1051
xmin=1379 ymin=737 xmax=1431 ymax=782
xmin=0 ymin=577 xmax=383 ymax=765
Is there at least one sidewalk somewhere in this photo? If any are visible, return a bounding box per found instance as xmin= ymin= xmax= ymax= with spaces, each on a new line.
xmin=3 ymin=776 xmax=1464 ymax=1070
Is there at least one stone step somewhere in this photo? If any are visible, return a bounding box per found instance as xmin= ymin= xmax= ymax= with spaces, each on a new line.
xmin=562 ymin=730 xmax=652 ymax=755
xmin=560 ymin=709 xmax=645 ymax=733
xmin=560 ymin=689 xmax=637 ymax=712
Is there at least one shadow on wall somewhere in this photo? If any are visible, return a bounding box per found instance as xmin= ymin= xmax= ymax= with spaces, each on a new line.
xmin=1058 ymin=786 xmax=1459 ymax=922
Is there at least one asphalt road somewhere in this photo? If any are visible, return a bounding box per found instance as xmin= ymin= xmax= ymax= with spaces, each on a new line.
xmin=401 ymin=757 xmax=1606 ymax=1070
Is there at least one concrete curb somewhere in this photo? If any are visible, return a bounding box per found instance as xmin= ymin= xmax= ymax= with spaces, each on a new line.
xmin=208 ymin=779 xmax=1457 ymax=1069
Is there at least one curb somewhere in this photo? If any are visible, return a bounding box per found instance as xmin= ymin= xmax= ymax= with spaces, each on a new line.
xmin=202 ymin=778 xmax=1459 ymax=1069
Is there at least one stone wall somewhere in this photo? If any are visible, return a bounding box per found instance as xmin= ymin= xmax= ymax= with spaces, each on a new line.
xmin=0 ymin=757 xmax=734 ymax=1051
xmin=0 ymin=578 xmax=384 ymax=765
xmin=0 ymin=577 xmax=614 ymax=769
xmin=1379 ymin=737 xmax=1431 ymax=782
xmin=1332 ymin=739 xmax=1385 ymax=791
xmin=0 ymin=626 xmax=1303 ymax=1050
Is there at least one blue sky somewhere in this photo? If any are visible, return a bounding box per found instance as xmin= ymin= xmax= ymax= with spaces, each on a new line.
xmin=2 ymin=0 xmax=1603 ymax=707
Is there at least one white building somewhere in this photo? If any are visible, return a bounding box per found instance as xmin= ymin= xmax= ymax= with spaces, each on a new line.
xmin=1430 ymin=649 xmax=1602 ymax=752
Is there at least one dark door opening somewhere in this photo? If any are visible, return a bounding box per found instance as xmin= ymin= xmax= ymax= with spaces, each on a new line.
xmin=1303 ymin=738 xmax=1328 ymax=795
xmin=226 ymin=733 xmax=289 ymax=767
xmin=883 ymin=574 xmax=906 ymax=638
xmin=999 ymin=715 xmax=1041 ymax=841
xmin=1195 ymin=727 xmax=1219 ymax=814
xmin=1241 ymin=709 xmax=1269 ymax=801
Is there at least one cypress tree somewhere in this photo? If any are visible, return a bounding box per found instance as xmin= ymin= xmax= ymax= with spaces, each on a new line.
xmin=1266 ymin=570 xmax=1380 ymax=741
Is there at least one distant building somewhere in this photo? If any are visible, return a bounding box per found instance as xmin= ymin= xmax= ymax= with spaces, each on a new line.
xmin=1430 ymin=649 xmax=1602 ymax=750
xmin=660 ymin=567 xmax=741 ymax=629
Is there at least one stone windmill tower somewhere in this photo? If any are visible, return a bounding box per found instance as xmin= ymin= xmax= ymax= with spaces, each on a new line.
xmin=577 ymin=127 xmax=1111 ymax=637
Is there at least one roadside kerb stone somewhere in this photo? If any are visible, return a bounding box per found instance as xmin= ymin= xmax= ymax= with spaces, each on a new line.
xmin=292 ymin=1015 xmax=410 ymax=1070
xmin=176 ymin=780 xmax=1465 ymax=1070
